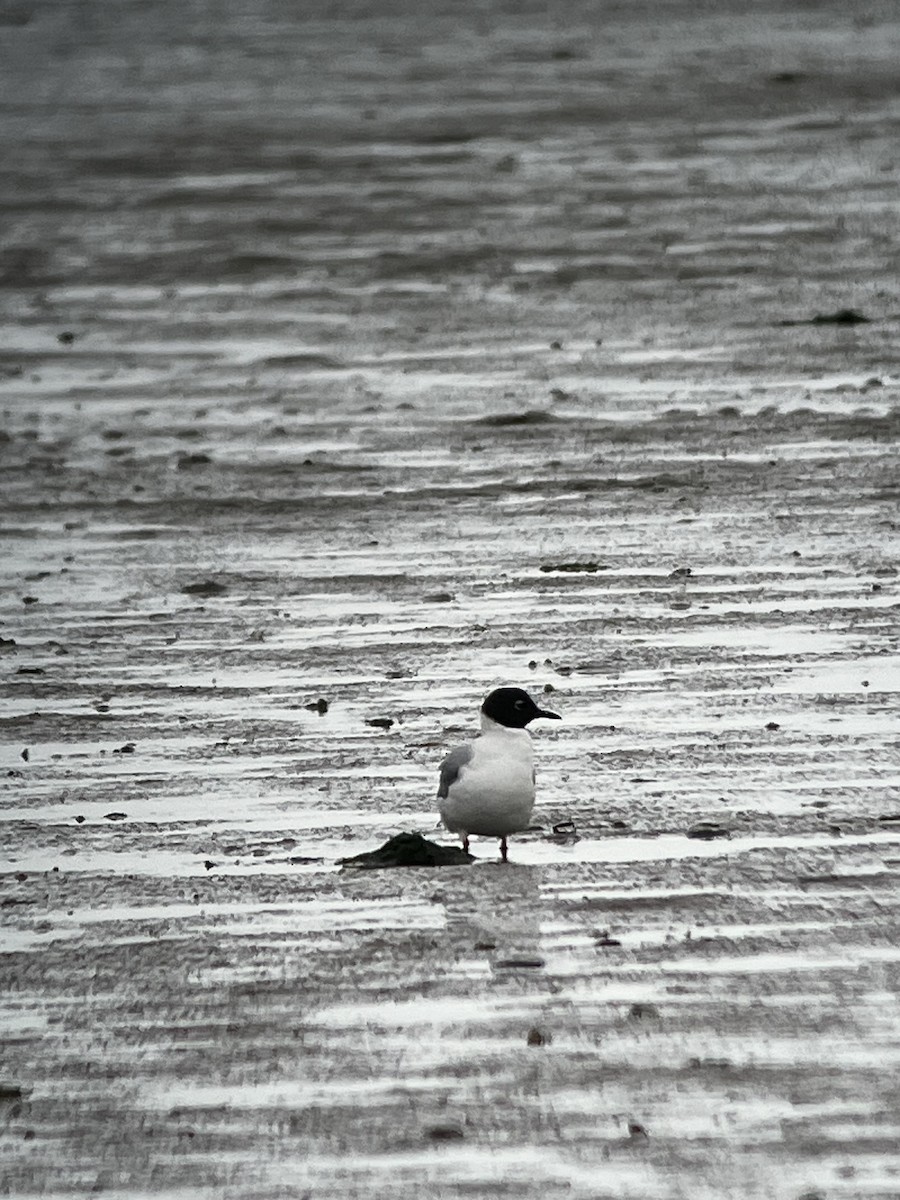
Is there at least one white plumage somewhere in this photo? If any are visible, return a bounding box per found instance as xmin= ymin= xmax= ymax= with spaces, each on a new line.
xmin=437 ymin=686 xmax=560 ymax=861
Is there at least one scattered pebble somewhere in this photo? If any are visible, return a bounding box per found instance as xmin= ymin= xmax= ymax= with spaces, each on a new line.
xmin=305 ymin=698 xmax=329 ymax=714
xmin=57 ymin=331 xmax=76 ymax=344
xmin=551 ymin=819 xmax=578 ymax=841
xmin=779 ymin=308 xmax=871 ymax=326
xmin=686 ymin=820 xmax=730 ymax=840
xmin=103 ymin=812 xmax=128 ymax=822
xmin=20 ymin=748 xmax=29 ymax=761
xmin=628 ymin=1122 xmax=649 ymax=1141
xmin=539 ymin=561 xmax=605 ymax=573
xmin=526 ymin=1027 xmax=550 ymax=1046
xmin=688 ymin=1056 xmax=733 ymax=1070
xmin=629 ymin=1003 xmax=660 ymax=1019
xmin=426 ymin=1124 xmax=464 ymax=1141
xmin=595 ymin=932 xmax=622 ymax=947
xmin=112 ymin=743 xmax=136 ymax=754
xmin=476 ymin=410 xmax=558 ymax=427
xmin=766 ymin=721 xmax=781 ymax=731
xmin=495 ymin=957 xmax=544 ymax=970
xmin=181 ymin=580 xmax=227 ymax=596
xmin=365 ymin=716 xmax=394 ymax=730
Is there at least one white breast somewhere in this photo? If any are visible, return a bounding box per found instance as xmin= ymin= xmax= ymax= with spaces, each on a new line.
xmin=439 ymin=726 xmax=535 ymax=838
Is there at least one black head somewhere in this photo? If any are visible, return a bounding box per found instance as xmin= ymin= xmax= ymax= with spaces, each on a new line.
xmin=481 ymin=686 xmax=561 ymax=729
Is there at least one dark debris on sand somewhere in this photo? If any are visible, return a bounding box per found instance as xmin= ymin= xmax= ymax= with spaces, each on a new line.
xmin=339 ymin=832 xmax=474 ymax=869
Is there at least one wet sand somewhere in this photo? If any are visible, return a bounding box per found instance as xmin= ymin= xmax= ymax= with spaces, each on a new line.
xmin=2 ymin=2 xmax=900 ymax=1197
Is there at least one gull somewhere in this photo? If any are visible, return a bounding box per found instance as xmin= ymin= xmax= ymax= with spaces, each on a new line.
xmin=438 ymin=686 xmax=561 ymax=862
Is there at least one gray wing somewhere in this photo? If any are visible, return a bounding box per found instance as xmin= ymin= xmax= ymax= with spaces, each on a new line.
xmin=437 ymin=743 xmax=474 ymax=800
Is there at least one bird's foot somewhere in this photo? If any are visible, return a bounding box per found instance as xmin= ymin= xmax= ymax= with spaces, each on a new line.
xmin=500 ymin=836 xmax=508 ymax=863
xmin=462 ymin=835 xmax=470 ymax=854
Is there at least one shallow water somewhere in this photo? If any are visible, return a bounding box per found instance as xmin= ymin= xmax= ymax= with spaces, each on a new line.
xmin=2 ymin=1 xmax=900 ymax=1198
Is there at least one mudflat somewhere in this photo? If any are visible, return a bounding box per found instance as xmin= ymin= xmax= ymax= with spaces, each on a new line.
xmin=1 ymin=2 xmax=899 ymax=1197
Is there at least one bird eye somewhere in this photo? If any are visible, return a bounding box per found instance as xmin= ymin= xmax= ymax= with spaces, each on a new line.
xmin=514 ymin=699 xmax=526 ymax=709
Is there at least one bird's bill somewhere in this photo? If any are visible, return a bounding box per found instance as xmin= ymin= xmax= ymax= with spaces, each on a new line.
xmin=534 ymin=707 xmax=561 ymax=720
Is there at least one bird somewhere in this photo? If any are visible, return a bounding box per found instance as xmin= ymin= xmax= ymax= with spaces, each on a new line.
xmin=437 ymin=686 xmax=561 ymax=862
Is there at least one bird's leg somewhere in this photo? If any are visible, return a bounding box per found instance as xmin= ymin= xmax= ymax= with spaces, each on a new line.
xmin=462 ymin=835 xmax=470 ymax=854
xmin=500 ymin=836 xmax=508 ymax=863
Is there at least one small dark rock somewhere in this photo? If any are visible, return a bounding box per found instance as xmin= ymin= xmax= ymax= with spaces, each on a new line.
xmin=495 ymin=956 xmax=545 ymax=969
xmin=74 ymin=815 xmax=85 ymax=823
xmin=423 ymin=591 xmax=453 ymax=603
xmin=549 ymin=340 xmax=563 ymax=350
xmin=203 ymin=860 xmax=217 ymax=870
xmin=305 ymin=698 xmax=329 ymax=715
xmin=629 ymin=1002 xmax=660 ymax=1019
xmin=103 ymin=812 xmax=127 ymax=822
xmin=476 ymin=410 xmax=559 ymax=427
xmin=57 ymin=331 xmax=76 ymax=344
xmin=595 ymin=933 xmax=622 ymax=947
xmin=473 ymin=940 xmax=496 ymax=951
xmin=766 ymin=721 xmax=781 ymax=730
xmin=686 ymin=820 xmax=730 ymax=840
xmin=365 ymin=716 xmax=394 ymax=729
xmin=20 ymin=748 xmax=29 ymax=761
xmin=176 ymin=453 xmax=212 ymax=469
xmin=628 ymin=1122 xmax=649 ymax=1140
xmin=811 ymin=308 xmax=870 ymax=325
xmin=181 ymin=580 xmax=227 ymax=597
xmin=22 ymin=596 xmax=38 ymax=605
xmin=427 ymin=1124 xmax=464 ymax=1141
xmin=551 ymin=819 xmax=578 ymax=840
xmin=112 ymin=743 xmax=136 ymax=754
xmin=340 ymin=833 xmax=474 ymax=869
xmin=780 ymin=308 xmax=871 ymax=327
xmin=15 ymin=667 xmax=44 ymax=675
xmin=539 ymin=561 xmax=605 ymax=573
xmin=669 ymin=566 xmax=692 ymax=577
xmin=526 ymin=1027 xmax=550 ymax=1046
